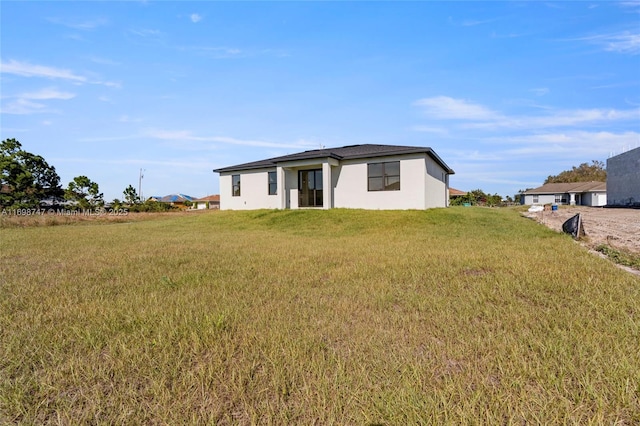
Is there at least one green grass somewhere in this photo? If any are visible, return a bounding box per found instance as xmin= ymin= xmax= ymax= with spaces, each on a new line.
xmin=596 ymin=244 xmax=640 ymax=270
xmin=1 ymin=208 xmax=639 ymax=424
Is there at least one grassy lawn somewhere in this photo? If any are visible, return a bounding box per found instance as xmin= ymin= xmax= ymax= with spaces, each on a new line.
xmin=1 ymin=208 xmax=639 ymax=424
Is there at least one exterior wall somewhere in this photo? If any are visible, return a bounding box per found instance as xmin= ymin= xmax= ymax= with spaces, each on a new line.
xmin=607 ymin=147 xmax=640 ymax=207
xmin=424 ymin=155 xmax=448 ymax=208
xmin=522 ymin=192 xmax=606 ymax=206
xmin=333 ymin=154 xmax=429 ymax=210
xmin=523 ymin=194 xmax=557 ymax=205
xmin=219 ymin=154 xmax=450 ymax=210
xmin=582 ymin=191 xmax=607 ymax=207
xmin=219 ymin=168 xmax=279 ymax=210
xmin=194 ymin=201 xmax=208 ymax=210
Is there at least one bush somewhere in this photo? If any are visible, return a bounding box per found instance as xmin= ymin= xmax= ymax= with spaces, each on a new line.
xmin=128 ymin=200 xmax=176 ymax=212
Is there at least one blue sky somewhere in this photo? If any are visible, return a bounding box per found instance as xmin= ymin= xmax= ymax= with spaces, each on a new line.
xmin=1 ymin=1 xmax=639 ymax=201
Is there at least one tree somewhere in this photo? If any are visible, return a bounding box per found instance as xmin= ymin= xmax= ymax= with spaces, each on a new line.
xmin=0 ymin=138 xmax=63 ymax=208
xmin=450 ymin=188 xmax=503 ymax=207
xmin=64 ymin=176 xmax=104 ymax=209
xmin=123 ymin=184 xmax=140 ymax=205
xmin=544 ymin=160 xmax=606 ymax=184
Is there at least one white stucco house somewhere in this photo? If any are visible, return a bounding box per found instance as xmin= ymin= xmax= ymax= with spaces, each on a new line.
xmin=521 ymin=182 xmax=607 ymax=207
xmin=213 ymin=144 xmax=454 ymax=210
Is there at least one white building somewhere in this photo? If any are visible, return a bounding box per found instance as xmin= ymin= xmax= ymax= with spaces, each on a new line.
xmin=214 ymin=144 xmax=454 ymax=210
xmin=521 ymin=182 xmax=607 ymax=207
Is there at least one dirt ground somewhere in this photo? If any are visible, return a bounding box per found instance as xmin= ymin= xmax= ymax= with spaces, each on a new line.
xmin=522 ymin=206 xmax=640 ymax=255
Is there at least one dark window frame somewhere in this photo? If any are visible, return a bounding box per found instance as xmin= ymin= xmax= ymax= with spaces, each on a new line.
xmin=232 ymin=174 xmax=241 ymax=197
xmin=367 ymin=161 xmax=400 ymax=191
xmin=268 ymin=171 xmax=277 ymax=195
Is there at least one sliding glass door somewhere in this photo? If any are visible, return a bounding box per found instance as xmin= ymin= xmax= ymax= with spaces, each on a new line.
xmin=299 ymin=169 xmax=323 ymax=207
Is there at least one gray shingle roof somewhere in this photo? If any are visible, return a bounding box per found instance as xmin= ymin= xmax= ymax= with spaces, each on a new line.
xmin=214 ymin=144 xmax=454 ymax=174
xmin=523 ymin=181 xmax=606 ymax=194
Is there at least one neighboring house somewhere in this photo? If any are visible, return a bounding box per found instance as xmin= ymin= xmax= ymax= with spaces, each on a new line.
xmin=192 ymin=194 xmax=220 ymax=210
xmin=449 ymin=188 xmax=467 ymax=199
xmin=607 ymin=147 xmax=640 ymax=207
xmin=521 ymin=182 xmax=607 ymax=207
xmin=150 ymin=194 xmax=195 ymax=209
xmin=214 ymin=144 xmax=454 ymax=210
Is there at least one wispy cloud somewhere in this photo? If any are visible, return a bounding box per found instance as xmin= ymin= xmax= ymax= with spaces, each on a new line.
xmin=190 ymin=13 xmax=202 ymax=23
xmin=461 ymin=17 xmax=501 ymax=27
xmin=1 ymin=99 xmax=47 ymax=115
xmin=499 ymin=131 xmax=640 ymax=157
xmin=529 ymin=87 xmax=549 ymax=96
xmin=414 ymin=96 xmax=502 ymax=120
xmin=448 ymin=16 xmax=503 ymax=27
xmin=180 ymin=46 xmax=243 ymax=58
xmin=1 ymin=59 xmax=121 ymax=88
xmin=463 ymin=108 xmax=640 ymax=130
xmin=414 ymin=96 xmax=640 ymax=130
xmin=127 ymin=28 xmax=163 ymax=40
xmin=1 ymin=87 xmax=76 ymax=114
xmin=1 ymin=59 xmax=86 ymax=82
xmin=574 ymin=31 xmax=640 ymax=55
xmin=119 ymin=115 xmax=143 ymax=123
xmin=89 ymin=56 xmax=121 ymax=66
xmin=19 ymin=87 xmax=76 ymax=100
xmin=144 ymin=129 xmax=315 ymax=149
xmin=410 ymin=125 xmax=449 ymax=135
xmin=47 ymin=17 xmax=109 ymax=30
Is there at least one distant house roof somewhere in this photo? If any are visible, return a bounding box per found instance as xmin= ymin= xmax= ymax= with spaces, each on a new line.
xmin=449 ymin=188 xmax=467 ymax=196
xmin=194 ymin=194 xmax=220 ymax=202
xmin=523 ymin=182 xmax=606 ymax=195
xmin=214 ymin=144 xmax=455 ymax=174
xmin=157 ymin=194 xmax=195 ymax=203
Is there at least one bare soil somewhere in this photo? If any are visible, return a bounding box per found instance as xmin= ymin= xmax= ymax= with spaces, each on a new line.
xmin=522 ymin=206 xmax=640 ymax=255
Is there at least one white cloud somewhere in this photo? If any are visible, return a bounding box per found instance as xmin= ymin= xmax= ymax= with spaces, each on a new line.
xmin=1 ymin=98 xmax=47 ymax=115
xmin=47 ymin=17 xmax=109 ymax=30
xmin=20 ymin=88 xmax=76 ymax=100
xmin=463 ymin=107 xmax=640 ymax=130
xmin=413 ymin=96 xmax=640 ymax=130
xmin=144 ymin=129 xmax=315 ymax=149
xmin=575 ymin=31 xmax=640 ymax=55
xmin=180 ymin=45 xmax=243 ymax=58
xmin=1 ymin=59 xmax=87 ymax=82
xmin=1 ymin=87 xmax=75 ymax=114
xmin=501 ymin=130 xmax=639 ymax=146
xmin=1 ymin=59 xmax=121 ymax=88
xmin=94 ymin=80 xmax=122 ymax=89
xmin=410 ymin=125 xmax=449 ymax=135
xmin=89 ymin=56 xmax=121 ymax=66
xmin=530 ymin=88 xmax=549 ymax=96
xmin=119 ymin=115 xmax=142 ymax=123
xmin=190 ymin=13 xmax=202 ymax=23
xmin=128 ymin=28 xmax=162 ymax=38
xmin=414 ymin=96 xmax=502 ymax=120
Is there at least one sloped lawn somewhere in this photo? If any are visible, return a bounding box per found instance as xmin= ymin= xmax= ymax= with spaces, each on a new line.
xmin=1 ymin=208 xmax=638 ymax=424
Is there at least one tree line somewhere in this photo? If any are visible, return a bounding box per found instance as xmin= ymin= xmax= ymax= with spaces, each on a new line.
xmin=1 ymin=139 xmax=171 ymax=211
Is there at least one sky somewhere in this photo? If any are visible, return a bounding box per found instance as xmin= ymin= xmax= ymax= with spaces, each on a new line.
xmin=1 ymin=1 xmax=639 ymax=201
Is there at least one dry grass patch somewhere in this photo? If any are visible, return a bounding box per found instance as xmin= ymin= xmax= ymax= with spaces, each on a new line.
xmin=1 ymin=208 xmax=639 ymax=424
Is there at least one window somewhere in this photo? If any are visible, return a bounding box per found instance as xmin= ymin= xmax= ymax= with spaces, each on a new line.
xmin=533 ymin=195 xmax=539 ymax=204
xmin=368 ymin=161 xmax=400 ymax=191
xmin=232 ymin=174 xmax=240 ymax=197
xmin=268 ymin=171 xmax=277 ymax=195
